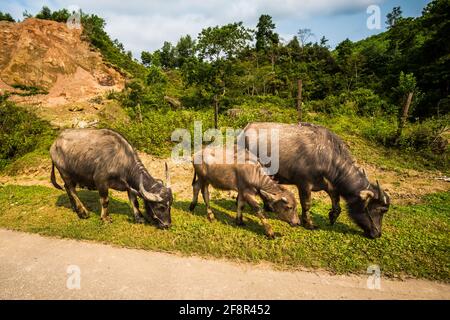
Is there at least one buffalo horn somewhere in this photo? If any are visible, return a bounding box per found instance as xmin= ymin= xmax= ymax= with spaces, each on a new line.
xmin=376 ymin=180 xmax=387 ymax=205
xmin=165 ymin=162 xmax=171 ymax=188
xmin=139 ymin=175 xmax=163 ymax=202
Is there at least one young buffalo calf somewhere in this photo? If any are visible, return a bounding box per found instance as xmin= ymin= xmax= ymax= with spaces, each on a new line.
xmin=189 ymin=146 xmax=299 ymax=238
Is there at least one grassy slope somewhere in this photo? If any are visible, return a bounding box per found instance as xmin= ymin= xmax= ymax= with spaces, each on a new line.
xmin=0 ymin=185 xmax=448 ymax=281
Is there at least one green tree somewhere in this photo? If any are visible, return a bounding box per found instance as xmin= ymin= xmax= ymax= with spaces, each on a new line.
xmin=35 ymin=6 xmax=52 ymax=20
xmin=386 ymin=6 xmax=403 ymax=28
xmin=197 ymin=22 xmax=253 ymax=61
xmin=50 ymin=9 xmax=70 ymax=23
xmin=159 ymin=41 xmax=176 ymax=69
xmin=175 ymin=35 xmax=196 ymax=67
xmin=336 ymin=39 xmax=365 ymax=91
xmin=0 ymin=11 xmax=15 ymax=22
xmin=141 ymin=51 xmax=153 ymax=67
xmin=255 ymin=14 xmax=279 ymax=52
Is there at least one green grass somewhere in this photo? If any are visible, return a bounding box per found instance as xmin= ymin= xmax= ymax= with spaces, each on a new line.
xmin=11 ymin=84 xmax=48 ymax=96
xmin=0 ymin=184 xmax=448 ymax=281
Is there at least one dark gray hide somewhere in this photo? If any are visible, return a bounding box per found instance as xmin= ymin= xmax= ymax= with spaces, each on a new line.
xmin=243 ymin=122 xmax=390 ymax=238
xmin=50 ymin=128 xmax=172 ymax=228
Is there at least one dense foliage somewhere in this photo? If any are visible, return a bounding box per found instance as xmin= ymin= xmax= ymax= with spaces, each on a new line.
xmin=0 ymin=11 xmax=15 ymax=22
xmin=0 ymin=100 xmax=55 ymax=169
xmin=135 ymin=1 xmax=449 ymax=119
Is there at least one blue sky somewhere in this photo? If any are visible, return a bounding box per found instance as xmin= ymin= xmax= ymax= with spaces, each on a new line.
xmin=0 ymin=0 xmax=431 ymax=58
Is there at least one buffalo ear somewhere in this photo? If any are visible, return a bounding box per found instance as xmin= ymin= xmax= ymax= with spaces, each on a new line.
xmin=359 ymin=190 xmax=374 ymax=202
xmin=260 ymin=190 xmax=278 ymax=202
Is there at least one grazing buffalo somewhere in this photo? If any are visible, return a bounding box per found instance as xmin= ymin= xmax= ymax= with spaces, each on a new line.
xmin=189 ymin=145 xmax=299 ymax=238
xmin=50 ymin=128 xmax=173 ymax=228
xmin=244 ymin=122 xmax=390 ymax=238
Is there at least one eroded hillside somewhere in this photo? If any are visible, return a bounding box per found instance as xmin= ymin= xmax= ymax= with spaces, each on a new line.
xmin=0 ymin=18 xmax=125 ymax=126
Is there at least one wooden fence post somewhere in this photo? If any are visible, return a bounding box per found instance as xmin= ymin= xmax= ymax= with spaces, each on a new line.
xmin=214 ymin=95 xmax=218 ymax=129
xmin=396 ymin=91 xmax=414 ymax=142
xmin=296 ymin=79 xmax=303 ymax=123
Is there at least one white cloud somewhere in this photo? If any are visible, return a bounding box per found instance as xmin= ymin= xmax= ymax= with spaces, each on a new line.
xmin=2 ymin=0 xmax=384 ymax=56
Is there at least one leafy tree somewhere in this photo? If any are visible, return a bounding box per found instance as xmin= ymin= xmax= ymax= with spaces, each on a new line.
xmin=141 ymin=51 xmax=153 ymax=67
xmin=159 ymin=41 xmax=176 ymax=69
xmin=0 ymin=11 xmax=15 ymax=22
xmin=50 ymin=9 xmax=70 ymax=23
xmin=416 ymin=0 xmax=450 ymax=116
xmin=255 ymin=14 xmax=279 ymax=52
xmin=386 ymin=6 xmax=403 ymax=28
xmin=35 ymin=6 xmax=52 ymax=20
xmin=335 ymin=39 xmax=365 ymax=91
xmin=319 ymin=36 xmax=329 ymax=48
xmin=175 ymin=35 xmax=196 ymax=67
xmin=22 ymin=10 xmax=32 ymax=19
xmin=197 ymin=22 xmax=253 ymax=61
xmin=146 ymin=66 xmax=167 ymax=85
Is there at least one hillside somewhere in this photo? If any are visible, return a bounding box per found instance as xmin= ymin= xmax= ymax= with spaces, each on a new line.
xmin=0 ymin=18 xmax=124 ymax=121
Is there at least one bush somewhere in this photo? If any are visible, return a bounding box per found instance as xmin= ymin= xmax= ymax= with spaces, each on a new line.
xmin=308 ymin=89 xmax=392 ymax=116
xmin=103 ymin=98 xmax=299 ymax=156
xmin=0 ymin=11 xmax=15 ymax=22
xmin=0 ymin=102 xmax=55 ymax=169
xmin=398 ymin=117 xmax=449 ymax=154
xmin=11 ymin=84 xmax=48 ymax=96
xmin=146 ymin=66 xmax=168 ymax=85
xmin=308 ymin=94 xmax=350 ymax=115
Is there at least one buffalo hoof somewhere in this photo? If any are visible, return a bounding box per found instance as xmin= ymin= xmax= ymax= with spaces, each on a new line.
xmin=302 ymin=221 xmax=318 ymax=230
xmin=101 ymin=216 xmax=112 ymax=223
xmin=207 ymin=209 xmax=215 ymax=222
xmin=235 ymin=218 xmax=245 ymax=226
xmin=266 ymin=233 xmax=275 ymax=240
xmin=188 ymin=203 xmax=196 ymax=211
xmin=328 ymin=210 xmax=340 ymax=225
xmin=77 ymin=211 xmax=89 ymax=219
xmin=134 ymin=216 xmax=145 ymax=224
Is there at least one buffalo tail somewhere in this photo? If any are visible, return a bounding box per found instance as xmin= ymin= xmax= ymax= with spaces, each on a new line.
xmin=51 ymin=162 xmax=63 ymax=190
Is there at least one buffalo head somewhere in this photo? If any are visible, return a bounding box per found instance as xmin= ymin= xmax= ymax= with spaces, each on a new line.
xmin=138 ymin=163 xmax=173 ymax=228
xmin=260 ymin=187 xmax=300 ymax=227
xmin=349 ymin=181 xmax=390 ymax=238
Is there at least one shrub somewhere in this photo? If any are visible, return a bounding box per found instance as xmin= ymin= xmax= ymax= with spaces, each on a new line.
xmin=398 ymin=117 xmax=449 ymax=154
xmin=308 ymin=89 xmax=391 ymax=116
xmin=146 ymin=66 xmax=168 ymax=85
xmin=0 ymin=102 xmax=55 ymax=169
xmin=0 ymin=11 xmax=15 ymax=22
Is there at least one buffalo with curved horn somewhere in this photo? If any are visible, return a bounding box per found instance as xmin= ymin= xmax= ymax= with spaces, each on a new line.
xmin=50 ymin=128 xmax=173 ymax=228
xmin=244 ymin=122 xmax=390 ymax=238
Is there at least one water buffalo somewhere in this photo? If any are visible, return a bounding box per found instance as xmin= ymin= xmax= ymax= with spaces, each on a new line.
xmin=50 ymin=128 xmax=173 ymax=228
xmin=189 ymin=145 xmax=299 ymax=238
xmin=244 ymin=122 xmax=390 ymax=238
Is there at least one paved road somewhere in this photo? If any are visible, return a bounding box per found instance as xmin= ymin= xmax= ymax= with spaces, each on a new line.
xmin=0 ymin=229 xmax=448 ymax=299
